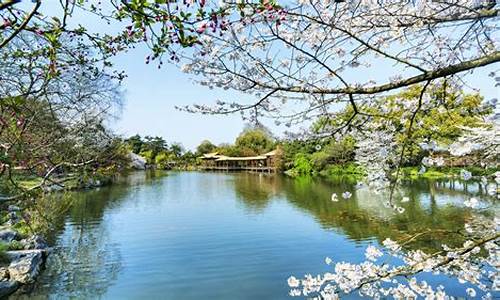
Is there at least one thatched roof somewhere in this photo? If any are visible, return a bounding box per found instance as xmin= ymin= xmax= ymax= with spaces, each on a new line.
xmin=262 ymin=150 xmax=278 ymax=156
xmin=200 ymin=148 xmax=281 ymax=161
xmin=215 ymin=155 xmax=267 ymax=161
xmin=201 ymin=152 xmax=220 ymax=159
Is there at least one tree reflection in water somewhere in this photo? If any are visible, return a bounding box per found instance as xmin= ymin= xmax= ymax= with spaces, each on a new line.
xmin=233 ymin=174 xmax=495 ymax=253
xmin=12 ymin=171 xmax=168 ymax=299
xmin=12 ymin=172 xmax=496 ymax=298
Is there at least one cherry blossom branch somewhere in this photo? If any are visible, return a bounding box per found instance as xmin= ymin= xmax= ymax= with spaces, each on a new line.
xmin=0 ymin=0 xmax=40 ymax=49
xmin=247 ymin=51 xmax=500 ymax=95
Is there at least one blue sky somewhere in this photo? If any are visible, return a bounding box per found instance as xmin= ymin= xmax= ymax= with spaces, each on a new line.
xmin=109 ymin=37 xmax=499 ymax=151
xmin=110 ymin=47 xmax=252 ymax=151
xmin=41 ymin=1 xmax=499 ymax=150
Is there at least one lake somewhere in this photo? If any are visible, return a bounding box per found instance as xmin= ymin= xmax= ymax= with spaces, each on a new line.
xmin=14 ymin=171 xmax=498 ymax=299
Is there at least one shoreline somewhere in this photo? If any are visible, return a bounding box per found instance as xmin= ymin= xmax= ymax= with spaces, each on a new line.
xmin=0 ymin=205 xmax=50 ymax=298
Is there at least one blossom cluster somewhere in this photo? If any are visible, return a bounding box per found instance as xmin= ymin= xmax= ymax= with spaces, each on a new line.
xmin=174 ymin=0 xmax=498 ymax=120
xmin=288 ymin=216 xmax=499 ymax=299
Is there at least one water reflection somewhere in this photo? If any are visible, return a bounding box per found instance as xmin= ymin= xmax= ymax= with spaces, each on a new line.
xmin=233 ymin=173 xmax=282 ymax=213
xmin=233 ymin=174 xmax=495 ymax=251
xmin=16 ymin=172 xmax=498 ymax=299
xmin=13 ymin=171 xmax=169 ymax=299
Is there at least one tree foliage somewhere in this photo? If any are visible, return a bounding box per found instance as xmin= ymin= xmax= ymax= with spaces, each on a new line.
xmin=125 ymin=134 xmax=143 ymax=154
xmin=315 ymin=83 xmax=493 ymax=165
xmin=234 ymin=128 xmax=275 ymax=156
xmin=196 ymin=140 xmax=216 ymax=155
xmin=124 ymin=134 xmax=185 ymax=168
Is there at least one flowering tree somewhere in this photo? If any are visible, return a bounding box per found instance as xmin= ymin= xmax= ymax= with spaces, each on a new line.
xmin=171 ymin=0 xmax=499 ymax=184
xmin=0 ymin=1 xmax=122 ymax=71
xmin=176 ymin=1 xmax=498 ymax=114
xmin=0 ymin=31 xmax=126 ymax=201
xmin=167 ymin=0 xmax=500 ymax=298
xmin=0 ymin=0 xmax=147 ymax=204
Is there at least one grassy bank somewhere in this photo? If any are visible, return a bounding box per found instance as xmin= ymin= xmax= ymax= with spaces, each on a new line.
xmin=399 ymin=166 xmax=499 ymax=180
xmin=285 ymin=163 xmax=498 ymax=182
xmin=285 ymin=162 xmax=365 ymax=182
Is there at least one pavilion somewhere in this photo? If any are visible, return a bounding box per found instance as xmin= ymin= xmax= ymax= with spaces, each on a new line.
xmin=200 ymin=149 xmax=280 ymax=172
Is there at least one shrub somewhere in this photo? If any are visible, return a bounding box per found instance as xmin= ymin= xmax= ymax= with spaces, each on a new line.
xmin=292 ymin=153 xmax=314 ymax=175
xmin=155 ymin=152 xmax=170 ymax=169
xmin=139 ymin=150 xmax=154 ymax=164
xmin=310 ymin=151 xmax=331 ymax=170
xmin=0 ymin=243 xmax=10 ymax=263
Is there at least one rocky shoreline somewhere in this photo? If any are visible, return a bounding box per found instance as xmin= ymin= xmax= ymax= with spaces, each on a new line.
xmin=0 ymin=206 xmax=49 ymax=298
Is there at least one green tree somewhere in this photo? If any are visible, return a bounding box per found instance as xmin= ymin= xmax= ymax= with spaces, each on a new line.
xmin=155 ymin=152 xmax=170 ymax=169
xmin=196 ymin=140 xmax=216 ymax=155
xmin=234 ymin=129 xmax=274 ymax=156
xmin=139 ymin=150 xmax=155 ymax=165
xmin=125 ymin=134 xmax=143 ymax=154
xmin=180 ymin=151 xmax=198 ymax=167
xmin=142 ymin=136 xmax=168 ymax=158
xmin=315 ymin=83 xmax=492 ymax=165
xmin=291 ymin=153 xmax=314 ymax=175
xmin=169 ymin=143 xmax=184 ymax=158
xmin=310 ymin=137 xmax=356 ymax=170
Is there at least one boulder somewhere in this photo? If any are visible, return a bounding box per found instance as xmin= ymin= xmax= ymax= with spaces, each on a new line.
xmin=7 ymin=212 xmax=20 ymax=225
xmin=0 ymin=281 xmax=18 ymax=298
xmin=20 ymin=235 xmax=48 ymax=250
xmin=82 ymin=178 xmax=103 ymax=189
xmin=7 ymin=250 xmax=44 ymax=284
xmin=0 ymin=267 xmax=9 ymax=280
xmin=0 ymin=229 xmax=19 ymax=243
xmin=129 ymin=152 xmax=147 ymax=170
xmin=7 ymin=205 xmax=20 ymax=213
xmin=42 ymin=185 xmax=64 ymax=192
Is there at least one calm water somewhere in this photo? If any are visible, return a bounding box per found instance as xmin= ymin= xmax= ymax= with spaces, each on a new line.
xmin=15 ymin=172 xmax=498 ymax=299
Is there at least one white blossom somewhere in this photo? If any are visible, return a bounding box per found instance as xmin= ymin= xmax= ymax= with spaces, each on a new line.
xmin=365 ymin=245 xmax=383 ymax=262
xmin=466 ymin=287 xmax=476 ymax=297
xmin=382 ymin=238 xmax=401 ymax=252
xmin=287 ymin=276 xmax=300 ymax=288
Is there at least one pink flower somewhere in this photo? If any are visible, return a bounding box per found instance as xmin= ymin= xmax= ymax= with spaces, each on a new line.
xmin=196 ymin=22 xmax=207 ymax=33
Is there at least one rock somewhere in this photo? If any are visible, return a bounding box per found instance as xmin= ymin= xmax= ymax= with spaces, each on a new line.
xmin=6 ymin=211 xmax=20 ymax=226
xmin=7 ymin=250 xmax=44 ymax=284
xmin=8 ymin=212 xmax=18 ymax=220
xmin=0 ymin=267 xmax=9 ymax=280
xmin=83 ymin=178 xmax=103 ymax=188
xmin=42 ymin=185 xmax=63 ymax=192
xmin=129 ymin=152 xmax=147 ymax=170
xmin=4 ymin=219 xmax=18 ymax=226
xmin=20 ymin=235 xmax=48 ymax=250
xmin=0 ymin=229 xmax=19 ymax=243
xmin=0 ymin=281 xmax=18 ymax=298
xmin=7 ymin=205 xmax=20 ymax=212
